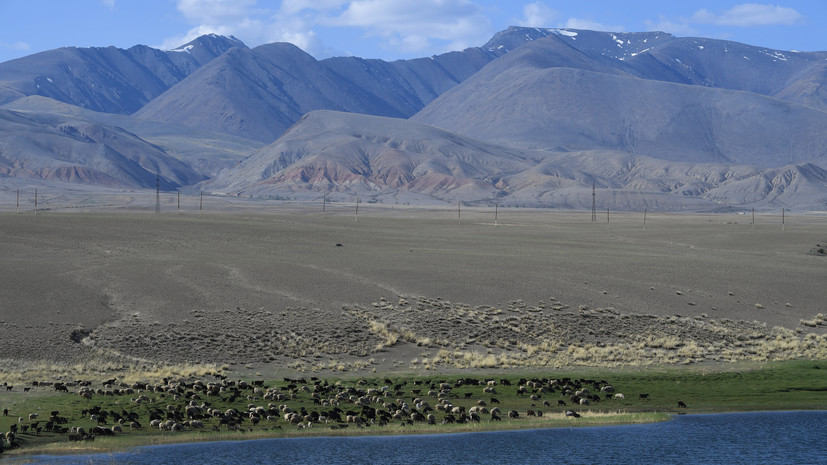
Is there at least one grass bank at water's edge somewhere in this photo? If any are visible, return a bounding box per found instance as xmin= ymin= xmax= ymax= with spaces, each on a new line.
xmin=0 ymin=360 xmax=824 ymax=457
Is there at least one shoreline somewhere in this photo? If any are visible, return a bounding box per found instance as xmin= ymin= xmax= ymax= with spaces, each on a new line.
xmin=3 ymin=360 xmax=825 ymax=459
xmin=13 ymin=409 xmax=827 ymax=460
xmin=0 ymin=411 xmax=682 ymax=458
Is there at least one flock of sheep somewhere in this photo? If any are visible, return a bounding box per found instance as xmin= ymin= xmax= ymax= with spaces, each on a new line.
xmin=0 ymin=374 xmax=670 ymax=452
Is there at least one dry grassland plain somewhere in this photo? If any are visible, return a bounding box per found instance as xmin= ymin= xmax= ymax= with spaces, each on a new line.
xmin=0 ymin=195 xmax=825 ymax=383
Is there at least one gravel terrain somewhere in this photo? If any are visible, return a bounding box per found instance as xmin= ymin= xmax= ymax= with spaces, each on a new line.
xmin=1 ymin=202 xmax=824 ymax=379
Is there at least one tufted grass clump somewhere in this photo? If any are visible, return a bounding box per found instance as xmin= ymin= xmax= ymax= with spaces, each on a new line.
xmin=799 ymin=313 xmax=825 ymax=328
xmin=0 ymin=358 xmax=227 ymax=386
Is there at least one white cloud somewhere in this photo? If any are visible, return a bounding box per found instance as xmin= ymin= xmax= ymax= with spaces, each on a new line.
xmin=330 ymin=0 xmax=478 ymax=27
xmin=692 ymin=4 xmax=804 ymax=27
xmin=518 ymin=2 xmax=559 ymax=27
xmin=564 ymin=18 xmax=624 ymax=32
xmin=280 ymin=0 xmax=348 ymax=15
xmin=176 ymin=0 xmax=257 ymax=24
xmin=262 ymin=13 xmax=325 ymax=55
xmin=0 ymin=41 xmax=31 ymax=52
xmin=644 ymin=17 xmax=698 ymax=36
xmin=324 ymin=0 xmax=492 ymax=55
xmin=161 ymin=0 xmax=282 ymax=51
xmin=642 ymin=3 xmax=804 ymax=42
xmin=516 ymin=3 xmax=623 ymax=33
xmin=101 ymin=0 xmax=116 ymax=9
xmin=161 ymin=0 xmax=494 ymax=58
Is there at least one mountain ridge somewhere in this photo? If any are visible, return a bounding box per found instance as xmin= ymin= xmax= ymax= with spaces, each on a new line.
xmin=1 ymin=28 xmax=826 ymax=210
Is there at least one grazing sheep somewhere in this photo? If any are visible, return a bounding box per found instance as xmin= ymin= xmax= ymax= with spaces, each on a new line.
xmin=677 ymin=401 xmax=687 ymax=408
xmin=614 ymin=393 xmax=625 ymax=400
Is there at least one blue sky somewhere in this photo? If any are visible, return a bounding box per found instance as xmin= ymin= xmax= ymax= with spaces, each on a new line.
xmin=1 ymin=1 xmax=824 ymax=64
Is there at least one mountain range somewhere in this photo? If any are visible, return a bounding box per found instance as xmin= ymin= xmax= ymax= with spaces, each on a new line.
xmin=1 ymin=27 xmax=826 ymax=211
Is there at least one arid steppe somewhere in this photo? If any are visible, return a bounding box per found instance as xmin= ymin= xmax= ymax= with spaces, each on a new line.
xmin=0 ymin=198 xmax=825 ymax=382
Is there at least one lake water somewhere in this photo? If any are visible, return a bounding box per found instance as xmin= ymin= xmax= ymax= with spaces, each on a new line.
xmin=21 ymin=411 xmax=826 ymax=464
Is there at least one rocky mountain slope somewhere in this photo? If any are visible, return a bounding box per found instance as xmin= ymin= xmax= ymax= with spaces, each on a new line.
xmin=0 ymin=34 xmax=245 ymax=114
xmin=133 ymin=41 xmax=508 ymax=143
xmin=204 ymin=110 xmax=827 ymax=211
xmin=203 ymin=110 xmax=537 ymax=204
xmin=0 ymin=106 xmax=202 ymax=189
xmin=411 ymin=42 xmax=827 ymax=166
xmin=2 ymin=96 xmax=262 ymax=178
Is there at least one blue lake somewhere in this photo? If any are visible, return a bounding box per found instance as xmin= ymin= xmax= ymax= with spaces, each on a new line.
xmin=20 ymin=411 xmax=826 ymax=464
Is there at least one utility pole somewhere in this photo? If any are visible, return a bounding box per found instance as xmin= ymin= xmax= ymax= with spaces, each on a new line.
xmin=591 ymin=180 xmax=597 ymax=222
xmin=34 ymin=189 xmax=38 ymax=215
xmin=155 ymin=174 xmax=161 ymax=215
xmin=494 ymin=200 xmax=498 ymax=227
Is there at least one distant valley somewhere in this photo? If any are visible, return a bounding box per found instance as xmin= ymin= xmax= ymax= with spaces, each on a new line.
xmin=1 ymin=27 xmax=826 ymax=211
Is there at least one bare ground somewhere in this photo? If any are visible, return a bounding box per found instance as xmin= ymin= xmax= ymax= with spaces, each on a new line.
xmin=1 ymin=201 xmax=825 ymax=380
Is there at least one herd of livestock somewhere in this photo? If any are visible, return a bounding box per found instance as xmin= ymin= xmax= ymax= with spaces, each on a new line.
xmin=1 ymin=375 xmax=674 ymax=452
